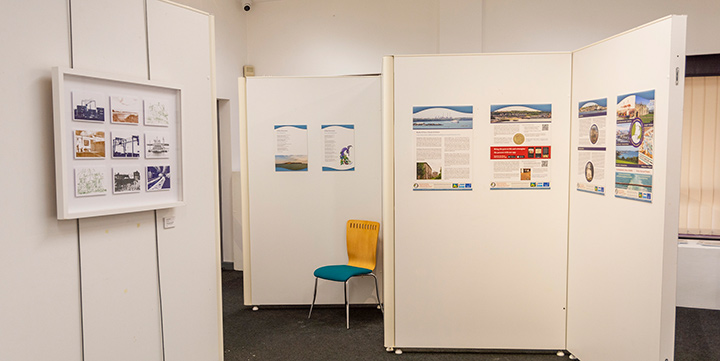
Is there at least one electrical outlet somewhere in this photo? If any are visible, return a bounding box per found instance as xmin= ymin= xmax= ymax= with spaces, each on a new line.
xmin=243 ymin=65 xmax=255 ymax=77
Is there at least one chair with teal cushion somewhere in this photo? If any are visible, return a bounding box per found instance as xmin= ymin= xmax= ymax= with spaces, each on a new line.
xmin=308 ymin=220 xmax=383 ymax=329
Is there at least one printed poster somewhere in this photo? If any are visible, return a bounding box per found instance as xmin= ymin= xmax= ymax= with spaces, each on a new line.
xmin=274 ymin=125 xmax=308 ymax=172
xmin=577 ymin=98 xmax=607 ymax=195
xmin=615 ymin=90 xmax=654 ymax=202
xmin=489 ymin=104 xmax=552 ymax=190
xmin=322 ymin=124 xmax=355 ymax=171
xmin=412 ymin=105 xmax=473 ymax=191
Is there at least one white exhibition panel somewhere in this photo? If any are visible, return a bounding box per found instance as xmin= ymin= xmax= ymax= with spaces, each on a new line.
xmin=391 ymin=54 xmax=572 ymax=349
xmin=567 ymin=16 xmax=686 ymax=361
xmin=68 ymin=0 xmax=221 ymax=360
xmin=246 ymin=76 xmax=383 ymax=305
xmin=78 ymin=213 xmax=163 ymax=361
xmin=147 ymin=1 xmax=222 ymax=360
xmin=0 ymin=1 xmax=82 ymax=360
xmin=70 ymin=1 xmax=165 ymax=360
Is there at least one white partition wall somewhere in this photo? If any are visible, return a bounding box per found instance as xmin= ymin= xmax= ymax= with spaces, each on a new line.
xmin=0 ymin=1 xmax=81 ymax=360
xmin=567 ymin=16 xmax=686 ymax=361
xmin=243 ymin=76 xmax=383 ymax=305
xmin=388 ymin=53 xmax=572 ymax=349
xmin=384 ymin=15 xmax=686 ymax=358
xmin=70 ymin=1 xmax=163 ymax=360
xmin=1 ymin=1 xmax=220 ymax=361
xmin=147 ymin=2 xmax=222 ymax=360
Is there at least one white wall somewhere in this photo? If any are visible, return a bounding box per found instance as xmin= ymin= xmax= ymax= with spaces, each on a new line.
xmin=247 ymin=0 xmax=483 ymax=76
xmin=0 ymin=1 xmax=221 ymax=360
xmin=70 ymin=2 xmax=165 ymax=359
xmin=172 ymin=0 xmax=248 ymax=168
xmin=482 ymin=0 xmax=720 ymax=55
xmin=172 ymin=0 xmax=249 ymax=264
xmin=240 ymin=0 xmax=720 ymax=76
xmin=0 ymin=1 xmax=81 ymax=360
xmin=244 ymin=0 xmax=720 ymax=78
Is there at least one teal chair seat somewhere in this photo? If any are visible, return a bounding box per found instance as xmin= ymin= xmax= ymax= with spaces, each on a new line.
xmin=308 ymin=220 xmax=383 ymax=329
xmin=314 ymin=265 xmax=371 ymax=282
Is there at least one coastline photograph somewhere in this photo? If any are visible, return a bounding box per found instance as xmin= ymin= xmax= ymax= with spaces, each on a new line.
xmin=579 ymin=98 xmax=607 ymax=118
xmin=491 ymin=104 xmax=552 ymax=123
xmin=616 ymin=145 xmax=639 ymax=166
xmin=615 ymin=122 xmax=631 ymax=145
xmin=412 ymin=105 xmax=472 ymax=130
xmin=275 ymin=155 xmax=308 ymax=172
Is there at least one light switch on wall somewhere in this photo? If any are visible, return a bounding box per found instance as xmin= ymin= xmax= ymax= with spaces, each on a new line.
xmin=163 ymin=216 xmax=176 ymax=229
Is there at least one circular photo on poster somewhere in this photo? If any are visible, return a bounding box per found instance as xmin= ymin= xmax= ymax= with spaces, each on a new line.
xmin=513 ymin=133 xmax=525 ymax=145
xmin=630 ymin=118 xmax=644 ymax=147
xmin=589 ymin=124 xmax=599 ymax=144
xmin=584 ymin=161 xmax=594 ymax=182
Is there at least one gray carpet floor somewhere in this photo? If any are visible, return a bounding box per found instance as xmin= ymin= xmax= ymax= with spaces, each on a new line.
xmin=222 ymin=270 xmax=720 ymax=361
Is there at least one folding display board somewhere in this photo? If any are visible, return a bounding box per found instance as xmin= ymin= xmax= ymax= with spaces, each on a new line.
xmin=386 ymin=53 xmax=572 ymax=349
xmin=383 ymin=15 xmax=686 ymax=360
xmin=52 ymin=67 xmax=184 ymax=219
xmin=240 ymin=76 xmax=383 ymax=305
xmin=566 ymin=16 xmax=686 ymax=361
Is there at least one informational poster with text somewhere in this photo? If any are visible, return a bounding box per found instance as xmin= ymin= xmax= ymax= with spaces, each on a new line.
xmin=577 ymin=98 xmax=607 ymax=195
xmin=615 ymin=90 xmax=654 ymax=202
xmin=274 ymin=125 xmax=308 ymax=172
xmin=322 ymin=124 xmax=355 ymax=171
xmin=489 ymin=104 xmax=552 ymax=190
xmin=412 ymin=105 xmax=473 ymax=191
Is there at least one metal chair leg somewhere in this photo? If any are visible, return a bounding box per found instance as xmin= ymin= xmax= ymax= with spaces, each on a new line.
xmin=308 ymin=277 xmax=318 ymax=319
xmin=345 ymin=279 xmax=350 ymax=329
xmin=370 ymin=273 xmax=383 ymax=313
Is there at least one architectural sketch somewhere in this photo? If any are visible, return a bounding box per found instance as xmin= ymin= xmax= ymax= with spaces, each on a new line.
xmin=144 ymin=98 xmax=170 ymax=126
xmin=145 ymin=132 xmax=171 ymax=159
xmin=74 ymin=167 xmax=107 ymax=197
xmin=113 ymin=167 xmax=142 ymax=194
xmin=111 ymin=95 xmax=142 ymax=124
xmin=147 ymin=165 xmax=171 ymax=191
xmin=74 ymin=130 xmax=105 ymax=158
xmin=72 ymin=91 xmax=106 ymax=122
xmin=112 ymin=131 xmax=141 ymax=158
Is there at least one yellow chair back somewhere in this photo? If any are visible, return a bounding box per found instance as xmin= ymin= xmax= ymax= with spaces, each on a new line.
xmin=346 ymin=220 xmax=380 ymax=270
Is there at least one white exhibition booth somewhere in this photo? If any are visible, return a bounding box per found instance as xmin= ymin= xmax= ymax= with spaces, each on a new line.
xmin=240 ymin=76 xmax=384 ymax=305
xmin=241 ymin=15 xmax=686 ymax=361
